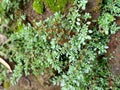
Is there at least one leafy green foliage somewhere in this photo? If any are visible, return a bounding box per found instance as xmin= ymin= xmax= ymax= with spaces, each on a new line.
xmin=0 ymin=0 xmax=120 ymax=90
xmin=98 ymin=0 xmax=120 ymax=35
xmin=103 ymin=0 xmax=120 ymax=16
xmin=98 ymin=13 xmax=115 ymax=35
xmin=0 ymin=0 xmax=29 ymax=34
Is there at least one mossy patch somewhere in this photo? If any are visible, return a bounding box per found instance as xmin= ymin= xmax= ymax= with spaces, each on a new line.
xmin=33 ymin=0 xmax=44 ymax=14
xmin=45 ymin=0 xmax=67 ymax=12
xmin=32 ymin=0 xmax=74 ymax=14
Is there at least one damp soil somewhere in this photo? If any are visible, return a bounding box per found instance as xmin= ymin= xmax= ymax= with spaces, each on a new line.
xmin=108 ymin=30 xmax=120 ymax=76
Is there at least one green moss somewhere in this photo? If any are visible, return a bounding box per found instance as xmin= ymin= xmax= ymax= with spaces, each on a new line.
xmin=33 ymin=0 xmax=44 ymax=14
xmin=32 ymin=0 xmax=74 ymax=14
xmin=68 ymin=0 xmax=74 ymax=4
xmin=45 ymin=0 xmax=67 ymax=12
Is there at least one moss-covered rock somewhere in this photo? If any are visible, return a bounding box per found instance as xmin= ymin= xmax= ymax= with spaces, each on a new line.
xmin=33 ymin=0 xmax=44 ymax=14
xmin=45 ymin=0 xmax=67 ymax=12
xmin=32 ymin=0 xmax=73 ymax=14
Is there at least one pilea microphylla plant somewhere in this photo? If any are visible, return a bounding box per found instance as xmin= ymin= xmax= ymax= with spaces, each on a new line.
xmin=0 ymin=0 xmax=120 ymax=89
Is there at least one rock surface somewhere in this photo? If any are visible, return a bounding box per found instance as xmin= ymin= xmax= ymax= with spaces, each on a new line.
xmin=116 ymin=17 xmax=120 ymax=26
xmin=0 ymin=34 xmax=7 ymax=45
xmin=86 ymin=0 xmax=102 ymax=29
xmin=108 ymin=30 xmax=120 ymax=75
xmin=8 ymin=75 xmax=61 ymax=90
xmin=86 ymin=0 xmax=102 ymax=20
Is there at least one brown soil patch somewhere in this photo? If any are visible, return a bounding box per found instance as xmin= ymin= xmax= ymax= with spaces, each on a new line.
xmin=85 ymin=0 xmax=102 ymax=29
xmin=116 ymin=17 xmax=120 ymax=26
xmin=108 ymin=30 xmax=120 ymax=75
xmin=86 ymin=0 xmax=102 ymax=20
xmin=8 ymin=75 xmax=61 ymax=90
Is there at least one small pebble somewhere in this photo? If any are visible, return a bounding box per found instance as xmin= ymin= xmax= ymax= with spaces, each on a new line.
xmin=0 ymin=34 xmax=7 ymax=45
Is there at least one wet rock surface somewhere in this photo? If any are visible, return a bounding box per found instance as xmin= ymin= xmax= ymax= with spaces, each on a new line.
xmin=108 ymin=30 xmax=120 ymax=75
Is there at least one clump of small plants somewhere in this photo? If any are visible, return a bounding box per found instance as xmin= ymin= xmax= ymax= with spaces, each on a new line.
xmin=0 ymin=0 xmax=120 ymax=90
